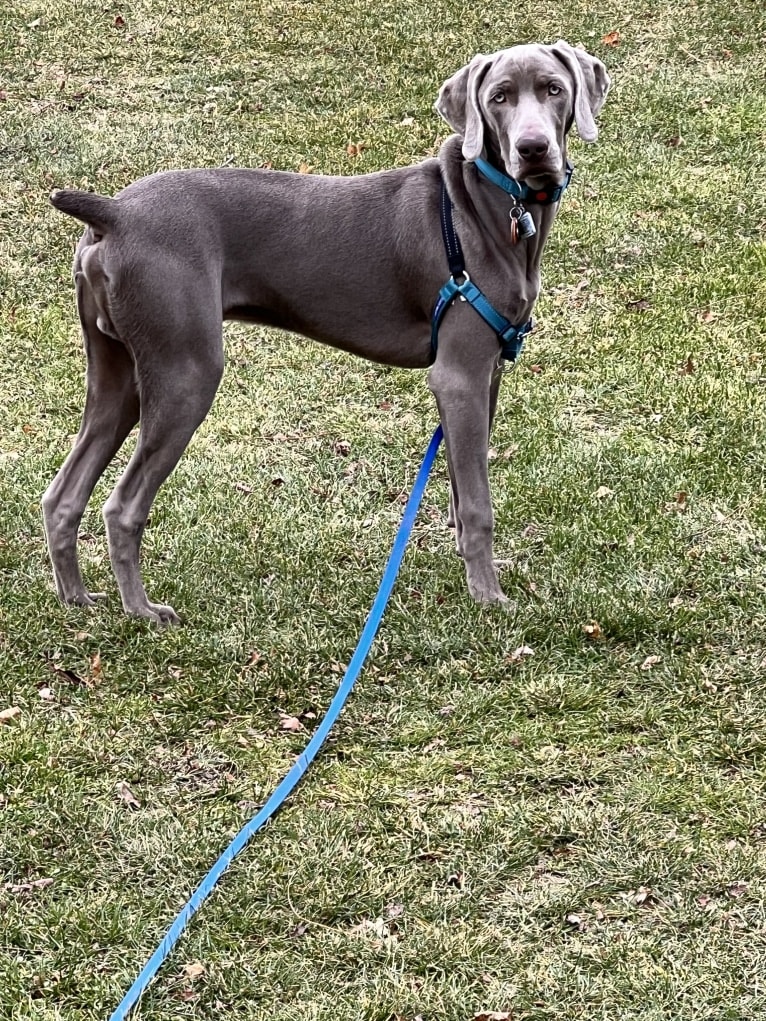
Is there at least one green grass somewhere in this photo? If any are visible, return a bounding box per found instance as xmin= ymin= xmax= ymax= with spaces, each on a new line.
xmin=2 ymin=0 xmax=766 ymax=1018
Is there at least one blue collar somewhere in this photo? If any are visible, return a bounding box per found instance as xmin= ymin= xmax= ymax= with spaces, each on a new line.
xmin=473 ymin=157 xmax=574 ymax=204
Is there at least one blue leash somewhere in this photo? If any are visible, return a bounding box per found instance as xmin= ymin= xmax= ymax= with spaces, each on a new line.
xmin=108 ymin=425 xmax=443 ymax=1021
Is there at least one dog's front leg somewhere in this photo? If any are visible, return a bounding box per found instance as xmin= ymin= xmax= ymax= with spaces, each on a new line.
xmin=428 ymin=312 xmax=508 ymax=604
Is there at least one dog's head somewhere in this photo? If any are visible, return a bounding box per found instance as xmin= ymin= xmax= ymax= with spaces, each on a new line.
xmin=436 ymin=42 xmax=610 ymax=187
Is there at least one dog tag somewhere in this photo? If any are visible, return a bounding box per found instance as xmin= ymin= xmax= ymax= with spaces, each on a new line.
xmin=510 ymin=205 xmax=536 ymax=240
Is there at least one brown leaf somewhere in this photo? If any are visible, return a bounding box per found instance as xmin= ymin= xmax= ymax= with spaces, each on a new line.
xmin=114 ymin=14 xmax=125 ymax=26
xmin=727 ymin=881 xmax=748 ymax=899
xmin=346 ymin=141 xmax=366 ymax=157
xmin=699 ymin=308 xmax=717 ymax=323
xmin=594 ymin=485 xmax=614 ymax=500
xmin=3 ymin=877 xmax=53 ymax=894
xmin=582 ymin=621 xmax=602 ymax=640
xmin=333 ymin=439 xmax=351 ymax=456
xmin=601 ymin=29 xmax=621 ymax=46
xmin=474 ymin=1012 xmax=512 ymax=1021
xmin=298 ymin=162 xmax=312 ymax=174
xmin=446 ymin=871 xmax=465 ymax=889
xmin=182 ymin=961 xmax=206 ymax=981
xmin=279 ymin=714 xmax=303 ymax=732
xmin=116 ymin=781 xmax=140 ymax=809
xmin=89 ymin=651 xmax=103 ymax=681
xmin=0 ymin=706 xmax=21 ymax=723
xmin=679 ymin=355 xmax=695 ymax=375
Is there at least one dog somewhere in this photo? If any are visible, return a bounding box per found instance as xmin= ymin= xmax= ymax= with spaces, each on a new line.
xmin=43 ymin=41 xmax=609 ymax=623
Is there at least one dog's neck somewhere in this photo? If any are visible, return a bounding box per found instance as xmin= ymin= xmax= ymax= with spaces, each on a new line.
xmin=466 ymin=155 xmax=562 ymax=273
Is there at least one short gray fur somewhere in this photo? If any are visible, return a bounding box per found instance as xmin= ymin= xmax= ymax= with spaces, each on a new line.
xmin=43 ymin=41 xmax=609 ymax=623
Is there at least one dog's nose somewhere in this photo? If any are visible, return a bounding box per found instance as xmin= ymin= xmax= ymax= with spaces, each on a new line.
xmin=516 ymin=135 xmax=550 ymax=160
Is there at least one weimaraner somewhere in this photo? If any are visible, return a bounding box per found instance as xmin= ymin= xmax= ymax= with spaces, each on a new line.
xmin=44 ymin=41 xmax=609 ymax=624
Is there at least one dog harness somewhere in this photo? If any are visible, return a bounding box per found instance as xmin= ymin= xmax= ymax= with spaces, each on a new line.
xmin=430 ymin=159 xmax=574 ymax=363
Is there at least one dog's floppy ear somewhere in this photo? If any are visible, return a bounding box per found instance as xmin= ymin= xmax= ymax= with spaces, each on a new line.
xmin=435 ymin=53 xmax=495 ymax=160
xmin=550 ymin=41 xmax=610 ymax=142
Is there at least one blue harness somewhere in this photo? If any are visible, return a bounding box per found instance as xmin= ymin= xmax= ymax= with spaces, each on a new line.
xmin=430 ymin=159 xmax=574 ymax=363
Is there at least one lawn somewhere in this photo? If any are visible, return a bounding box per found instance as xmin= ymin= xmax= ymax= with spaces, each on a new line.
xmin=1 ymin=1 xmax=766 ymax=1019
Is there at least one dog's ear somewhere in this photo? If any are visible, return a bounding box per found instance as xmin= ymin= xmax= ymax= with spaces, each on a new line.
xmin=435 ymin=53 xmax=495 ymax=160
xmin=550 ymin=41 xmax=610 ymax=142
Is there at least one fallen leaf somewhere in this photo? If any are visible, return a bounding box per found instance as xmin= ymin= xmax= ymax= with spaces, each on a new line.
xmin=279 ymin=715 xmax=303 ymax=732
xmin=116 ymin=781 xmax=140 ymax=809
xmin=89 ymin=651 xmax=103 ymax=681
xmin=679 ymin=354 xmax=695 ymax=375
xmin=582 ymin=621 xmax=602 ymax=640
xmin=298 ymin=162 xmax=312 ymax=174
xmin=528 ymin=363 xmax=543 ymax=374
xmin=333 ymin=439 xmax=351 ymax=456
xmin=474 ymin=1012 xmax=512 ymax=1021
xmin=399 ymin=116 xmax=415 ymax=126
xmin=727 ymin=881 xmax=748 ymax=899
xmin=633 ymin=885 xmax=655 ymax=905
xmin=38 ymin=686 xmax=54 ymax=701
xmin=0 ymin=706 xmax=21 ymax=723
xmin=699 ymin=308 xmax=717 ymax=323
xmin=594 ymin=485 xmax=614 ymax=499
xmin=346 ymin=141 xmax=365 ymax=157
xmin=114 ymin=14 xmax=125 ymax=27
xmin=182 ymin=961 xmax=206 ymax=981
xmin=3 ymin=877 xmax=53 ymax=894
xmin=565 ymin=912 xmax=583 ymax=926
xmin=640 ymin=655 xmax=661 ymax=671
xmin=509 ymin=644 xmax=534 ymax=662
xmin=446 ymin=871 xmax=465 ymax=889
xmin=601 ymin=29 xmax=621 ymax=46
xmin=626 ymin=297 xmax=651 ymax=311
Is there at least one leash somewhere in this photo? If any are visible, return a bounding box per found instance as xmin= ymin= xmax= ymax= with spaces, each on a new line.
xmin=108 ymin=424 xmax=443 ymax=1021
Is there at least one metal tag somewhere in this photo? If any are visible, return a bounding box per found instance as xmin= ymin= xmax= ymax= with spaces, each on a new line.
xmin=510 ymin=204 xmax=536 ymax=240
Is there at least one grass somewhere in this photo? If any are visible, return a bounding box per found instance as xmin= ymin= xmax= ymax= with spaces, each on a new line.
xmin=2 ymin=0 xmax=766 ymax=1018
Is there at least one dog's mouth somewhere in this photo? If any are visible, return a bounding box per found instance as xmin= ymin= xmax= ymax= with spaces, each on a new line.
xmin=515 ymin=160 xmax=565 ymax=187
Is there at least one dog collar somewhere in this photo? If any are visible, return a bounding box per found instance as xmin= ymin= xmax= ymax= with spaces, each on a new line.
xmin=473 ymin=157 xmax=574 ymax=204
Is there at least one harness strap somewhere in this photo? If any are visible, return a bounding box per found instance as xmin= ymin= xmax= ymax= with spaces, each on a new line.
xmin=431 ymin=180 xmax=532 ymax=363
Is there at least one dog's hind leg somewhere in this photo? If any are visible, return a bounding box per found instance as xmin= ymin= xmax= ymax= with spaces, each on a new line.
xmin=101 ymin=323 xmax=224 ymax=624
xmin=42 ymin=276 xmax=140 ymax=606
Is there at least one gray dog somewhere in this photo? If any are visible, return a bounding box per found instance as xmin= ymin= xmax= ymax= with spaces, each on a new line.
xmin=44 ymin=41 xmax=609 ymax=624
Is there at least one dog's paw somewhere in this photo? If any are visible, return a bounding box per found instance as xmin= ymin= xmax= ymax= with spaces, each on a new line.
xmin=467 ymin=568 xmax=511 ymax=607
xmin=62 ymin=590 xmax=107 ymax=607
xmin=127 ymin=601 xmax=181 ymax=626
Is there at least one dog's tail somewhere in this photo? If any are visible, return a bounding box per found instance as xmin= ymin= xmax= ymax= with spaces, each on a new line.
xmin=50 ymin=189 xmax=119 ymax=235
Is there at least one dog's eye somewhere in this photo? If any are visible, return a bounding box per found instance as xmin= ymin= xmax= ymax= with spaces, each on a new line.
xmin=491 ymin=92 xmax=505 ymax=103
xmin=548 ymin=83 xmax=562 ymax=96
